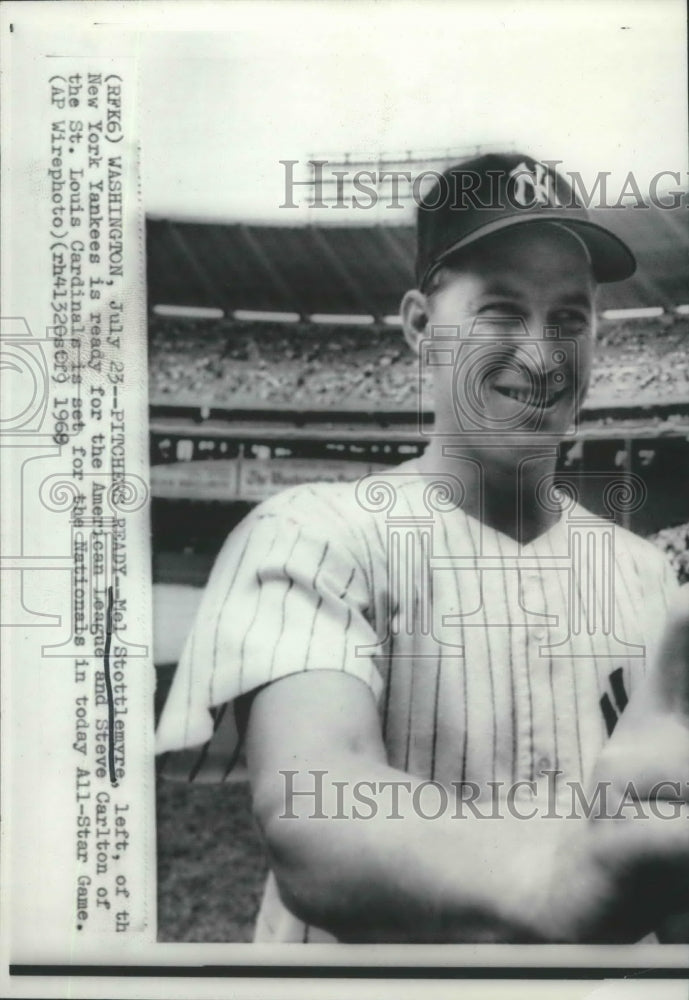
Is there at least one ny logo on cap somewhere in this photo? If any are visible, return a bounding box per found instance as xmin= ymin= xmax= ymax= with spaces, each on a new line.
xmin=509 ymin=161 xmax=563 ymax=208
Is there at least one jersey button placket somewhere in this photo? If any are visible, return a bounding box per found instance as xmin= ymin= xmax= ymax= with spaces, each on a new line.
xmin=521 ymin=570 xmax=552 ymax=781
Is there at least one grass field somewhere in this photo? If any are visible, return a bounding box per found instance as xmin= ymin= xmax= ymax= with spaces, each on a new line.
xmin=156 ymin=777 xmax=267 ymax=942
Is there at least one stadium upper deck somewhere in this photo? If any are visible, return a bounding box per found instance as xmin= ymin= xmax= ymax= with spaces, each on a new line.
xmin=147 ymin=206 xmax=688 ymax=319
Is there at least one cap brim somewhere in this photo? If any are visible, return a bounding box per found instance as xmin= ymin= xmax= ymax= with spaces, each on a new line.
xmin=427 ymin=213 xmax=636 ymax=286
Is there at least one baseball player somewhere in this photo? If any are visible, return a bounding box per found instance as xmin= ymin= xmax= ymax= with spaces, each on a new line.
xmin=156 ymin=153 xmax=689 ymax=943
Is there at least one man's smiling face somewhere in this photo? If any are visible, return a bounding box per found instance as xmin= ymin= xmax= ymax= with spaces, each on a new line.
xmin=419 ymin=222 xmax=597 ymax=461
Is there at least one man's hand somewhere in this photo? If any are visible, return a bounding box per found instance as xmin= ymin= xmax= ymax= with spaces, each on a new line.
xmin=547 ymin=584 xmax=689 ymax=941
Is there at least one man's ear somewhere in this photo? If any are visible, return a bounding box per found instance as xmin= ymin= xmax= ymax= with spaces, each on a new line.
xmin=400 ymin=289 xmax=430 ymax=356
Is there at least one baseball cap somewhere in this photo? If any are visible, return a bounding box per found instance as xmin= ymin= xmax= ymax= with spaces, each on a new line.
xmin=416 ymin=152 xmax=636 ymax=289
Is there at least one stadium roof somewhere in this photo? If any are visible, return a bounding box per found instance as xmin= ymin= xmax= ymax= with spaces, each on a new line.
xmin=147 ymin=207 xmax=688 ymax=320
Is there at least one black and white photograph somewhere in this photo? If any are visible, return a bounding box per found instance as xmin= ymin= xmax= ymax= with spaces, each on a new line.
xmin=2 ymin=0 xmax=689 ymax=994
xmin=149 ymin=3 xmax=689 ymax=951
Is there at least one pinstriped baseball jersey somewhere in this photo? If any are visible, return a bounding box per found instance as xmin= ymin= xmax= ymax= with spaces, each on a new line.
xmin=156 ymin=458 xmax=679 ymax=943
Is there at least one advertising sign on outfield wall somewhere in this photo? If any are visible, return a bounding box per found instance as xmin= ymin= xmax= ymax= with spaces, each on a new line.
xmin=150 ymin=458 xmax=386 ymax=502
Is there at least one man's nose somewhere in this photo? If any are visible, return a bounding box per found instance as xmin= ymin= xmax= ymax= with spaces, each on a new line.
xmin=520 ymin=310 xmax=552 ymax=339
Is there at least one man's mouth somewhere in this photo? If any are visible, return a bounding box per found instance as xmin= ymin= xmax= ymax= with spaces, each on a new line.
xmin=493 ymin=383 xmax=568 ymax=409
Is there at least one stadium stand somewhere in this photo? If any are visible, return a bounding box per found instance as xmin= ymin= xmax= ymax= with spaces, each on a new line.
xmin=148 ymin=314 xmax=689 ymax=409
xmin=148 ymin=317 xmax=421 ymax=406
xmin=593 ymin=315 xmax=689 ymax=402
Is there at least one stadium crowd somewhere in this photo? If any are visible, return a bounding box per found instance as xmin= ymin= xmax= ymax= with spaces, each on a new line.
xmin=148 ymin=315 xmax=689 ymax=409
xmin=649 ymin=522 xmax=689 ymax=584
xmin=148 ymin=318 xmax=418 ymax=406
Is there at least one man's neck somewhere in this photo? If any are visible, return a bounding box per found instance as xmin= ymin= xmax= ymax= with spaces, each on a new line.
xmin=417 ymin=441 xmax=561 ymax=545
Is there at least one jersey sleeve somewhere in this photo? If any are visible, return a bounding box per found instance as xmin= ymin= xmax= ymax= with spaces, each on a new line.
xmin=155 ymin=487 xmax=383 ymax=760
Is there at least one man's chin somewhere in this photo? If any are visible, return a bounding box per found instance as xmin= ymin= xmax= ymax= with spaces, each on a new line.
xmin=436 ymin=436 xmax=562 ymax=472
xmin=437 ymin=423 xmax=573 ymax=450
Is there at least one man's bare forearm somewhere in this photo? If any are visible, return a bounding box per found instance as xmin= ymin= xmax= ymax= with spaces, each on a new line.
xmin=246 ymin=660 xmax=689 ymax=944
xmin=253 ymin=756 xmax=611 ymax=943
